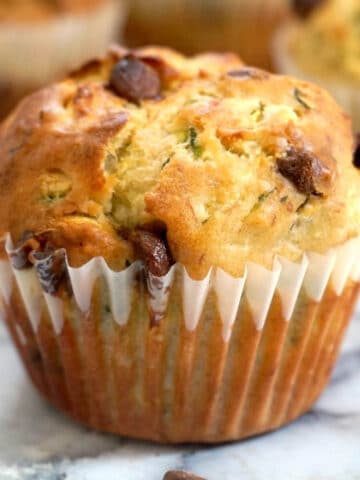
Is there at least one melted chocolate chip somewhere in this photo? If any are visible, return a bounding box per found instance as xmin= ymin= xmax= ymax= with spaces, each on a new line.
xmin=10 ymin=231 xmax=69 ymax=295
xmin=163 ymin=471 xmax=206 ymax=480
xmin=109 ymin=56 xmax=161 ymax=103
xmin=277 ymin=147 xmax=332 ymax=195
xmin=354 ymin=134 xmax=360 ymax=169
xmin=292 ymin=0 xmax=325 ymax=18
xmin=30 ymin=249 xmax=67 ymax=295
xmin=9 ymin=232 xmax=40 ymax=269
xmin=130 ymin=229 xmax=173 ymax=277
xmin=147 ymin=274 xmax=172 ymax=327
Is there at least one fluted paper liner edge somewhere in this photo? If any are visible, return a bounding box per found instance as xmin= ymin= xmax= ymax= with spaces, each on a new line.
xmin=2 ymin=234 xmax=359 ymax=342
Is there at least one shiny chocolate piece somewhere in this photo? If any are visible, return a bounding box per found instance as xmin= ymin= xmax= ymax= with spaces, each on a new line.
xmin=130 ymin=229 xmax=173 ymax=277
xmin=31 ymin=248 xmax=67 ymax=295
xmin=277 ymin=146 xmax=332 ymax=195
xmin=109 ymin=56 xmax=161 ymax=103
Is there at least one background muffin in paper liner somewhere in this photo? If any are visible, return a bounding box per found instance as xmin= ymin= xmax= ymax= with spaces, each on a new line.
xmin=273 ymin=0 xmax=360 ymax=131
xmin=125 ymin=0 xmax=290 ymax=70
xmin=0 ymin=46 xmax=359 ymax=443
xmin=0 ymin=0 xmax=127 ymax=120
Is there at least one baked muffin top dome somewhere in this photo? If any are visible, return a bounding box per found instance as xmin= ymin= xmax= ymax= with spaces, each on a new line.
xmin=0 ymin=46 xmax=359 ymax=278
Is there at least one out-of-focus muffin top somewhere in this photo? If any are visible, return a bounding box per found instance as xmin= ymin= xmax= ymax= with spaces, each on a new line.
xmin=290 ymin=0 xmax=360 ymax=84
xmin=0 ymin=46 xmax=359 ymax=278
xmin=125 ymin=0 xmax=290 ymax=70
xmin=0 ymin=0 xmax=108 ymax=22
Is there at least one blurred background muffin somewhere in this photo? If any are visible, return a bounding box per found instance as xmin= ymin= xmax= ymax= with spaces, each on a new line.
xmin=273 ymin=0 xmax=360 ymax=130
xmin=124 ymin=0 xmax=291 ymax=70
xmin=0 ymin=0 xmax=127 ymax=120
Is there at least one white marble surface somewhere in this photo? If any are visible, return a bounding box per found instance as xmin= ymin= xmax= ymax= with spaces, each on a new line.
xmin=0 ymin=305 xmax=359 ymax=480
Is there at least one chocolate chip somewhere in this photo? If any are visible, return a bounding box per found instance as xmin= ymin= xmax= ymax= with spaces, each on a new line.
xmin=130 ymin=229 xmax=173 ymax=277
xmin=109 ymin=56 xmax=161 ymax=103
xmin=354 ymin=134 xmax=360 ymax=169
xmin=227 ymin=69 xmax=252 ymax=78
xmin=9 ymin=231 xmax=40 ymax=269
xmin=163 ymin=471 xmax=207 ymax=480
xmin=9 ymin=231 xmax=71 ymax=295
xmin=292 ymin=0 xmax=325 ymax=18
xmin=227 ymin=67 xmax=269 ymax=80
xmin=277 ymin=147 xmax=332 ymax=195
xmin=30 ymin=249 xmax=67 ymax=295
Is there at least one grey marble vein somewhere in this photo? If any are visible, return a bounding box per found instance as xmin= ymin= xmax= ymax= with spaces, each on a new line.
xmin=0 ymin=306 xmax=359 ymax=480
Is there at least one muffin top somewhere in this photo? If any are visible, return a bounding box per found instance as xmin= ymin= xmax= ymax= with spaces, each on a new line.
xmin=290 ymin=0 xmax=360 ymax=84
xmin=0 ymin=46 xmax=359 ymax=279
xmin=0 ymin=0 xmax=108 ymax=22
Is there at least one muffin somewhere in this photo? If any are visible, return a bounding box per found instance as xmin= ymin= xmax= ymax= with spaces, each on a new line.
xmin=273 ymin=0 xmax=360 ymax=130
xmin=125 ymin=0 xmax=290 ymax=70
xmin=0 ymin=0 xmax=127 ymax=120
xmin=0 ymin=46 xmax=359 ymax=443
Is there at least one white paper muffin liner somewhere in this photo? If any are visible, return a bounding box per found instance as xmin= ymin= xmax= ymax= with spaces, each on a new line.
xmin=0 ymin=234 xmax=359 ymax=442
xmin=3 ymin=234 xmax=359 ymax=340
xmin=0 ymin=0 xmax=127 ymax=88
xmin=273 ymin=24 xmax=360 ymax=131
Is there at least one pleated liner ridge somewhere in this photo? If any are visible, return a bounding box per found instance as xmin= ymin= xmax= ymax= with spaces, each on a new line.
xmin=0 ymin=234 xmax=359 ymax=443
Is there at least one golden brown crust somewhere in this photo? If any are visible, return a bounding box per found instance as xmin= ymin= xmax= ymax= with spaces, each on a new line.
xmin=0 ymin=83 xmax=129 ymax=267
xmin=0 ymin=46 xmax=359 ymax=277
